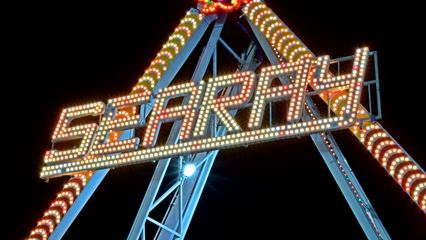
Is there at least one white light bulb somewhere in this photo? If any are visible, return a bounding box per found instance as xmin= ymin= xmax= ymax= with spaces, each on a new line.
xmin=183 ymin=164 xmax=196 ymax=177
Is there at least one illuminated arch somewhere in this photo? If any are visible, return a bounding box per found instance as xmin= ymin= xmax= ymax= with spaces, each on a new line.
xmin=371 ymin=137 xmax=392 ymax=158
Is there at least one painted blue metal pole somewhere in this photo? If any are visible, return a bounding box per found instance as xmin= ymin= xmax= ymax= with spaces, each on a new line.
xmin=48 ymin=169 xmax=109 ymax=240
xmin=310 ymin=132 xmax=390 ymax=240
xmin=127 ymin=12 xmax=217 ymax=240
xmin=128 ymin=158 xmax=172 ymax=240
xmin=50 ymin=9 xmax=214 ymax=240
xmin=157 ymin=43 xmax=259 ymax=240
xmin=155 ymin=15 xmax=228 ymax=240
xmin=134 ymin=16 xmax=260 ymax=240
xmin=373 ymin=51 xmax=382 ymax=120
xmin=153 ymin=11 xmax=217 ymax=94
xmin=218 ymin=37 xmax=243 ymax=64
xmin=246 ymin=16 xmax=390 ymax=239
xmin=326 ymin=132 xmax=391 ymax=239
xmin=48 ymin=130 xmax=133 ymax=240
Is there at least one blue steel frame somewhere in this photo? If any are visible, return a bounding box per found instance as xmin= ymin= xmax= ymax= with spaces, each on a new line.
xmin=128 ymin=14 xmax=228 ymax=239
xmin=128 ymin=14 xmax=262 ymax=240
xmin=48 ymin=8 xmax=216 ymax=240
xmin=48 ymin=6 xmax=391 ymax=240
xmin=245 ymin=17 xmax=390 ymax=239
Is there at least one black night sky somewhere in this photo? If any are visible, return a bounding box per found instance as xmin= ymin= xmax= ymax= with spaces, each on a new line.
xmin=5 ymin=1 xmax=426 ymax=239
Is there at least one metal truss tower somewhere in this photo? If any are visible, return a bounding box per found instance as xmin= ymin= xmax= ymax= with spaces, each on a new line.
xmin=29 ymin=1 xmax=425 ymax=240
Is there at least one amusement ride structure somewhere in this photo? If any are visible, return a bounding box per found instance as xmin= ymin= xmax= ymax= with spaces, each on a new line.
xmin=28 ymin=1 xmax=425 ymax=239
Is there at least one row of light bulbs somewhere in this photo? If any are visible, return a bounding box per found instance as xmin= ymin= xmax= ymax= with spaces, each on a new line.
xmin=42 ymin=49 xmax=368 ymax=177
xmin=245 ymin=0 xmax=426 ymax=213
xmin=42 ymin=110 xmax=350 ymax=178
xmin=32 ymin=8 xmax=207 ymax=240
xmin=194 ymin=71 xmax=255 ymax=136
xmin=144 ymin=82 xmax=203 ymax=146
xmin=29 ymin=173 xmax=90 ymax=239
xmin=361 ymin=123 xmax=426 ymax=210
xmin=133 ymin=11 xmax=202 ymax=94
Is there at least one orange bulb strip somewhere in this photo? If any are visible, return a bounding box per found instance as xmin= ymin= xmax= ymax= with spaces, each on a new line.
xmin=243 ymin=1 xmax=426 ymax=213
xmin=28 ymin=172 xmax=91 ymax=240
xmin=198 ymin=0 xmax=253 ymax=14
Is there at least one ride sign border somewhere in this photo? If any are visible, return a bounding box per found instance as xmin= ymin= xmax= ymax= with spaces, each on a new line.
xmin=41 ymin=48 xmax=369 ymax=179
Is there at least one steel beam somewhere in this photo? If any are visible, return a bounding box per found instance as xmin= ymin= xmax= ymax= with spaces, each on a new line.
xmin=153 ymin=11 xmax=217 ymax=94
xmin=48 ymin=9 xmax=214 ymax=240
xmin=156 ymin=42 xmax=259 ymax=240
xmin=155 ymin=14 xmax=229 ymax=240
xmin=128 ymin=14 xmax=227 ymax=240
xmin=48 ymin=130 xmax=133 ymax=240
xmin=218 ymin=37 xmax=244 ymax=64
xmin=246 ymin=17 xmax=390 ymax=239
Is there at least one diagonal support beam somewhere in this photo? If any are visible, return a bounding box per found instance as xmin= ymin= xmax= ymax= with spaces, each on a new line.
xmin=48 ymin=130 xmax=133 ymax=240
xmin=218 ymin=37 xmax=244 ymax=64
xmin=245 ymin=15 xmax=390 ymax=240
xmin=46 ymin=9 xmax=214 ymax=240
xmin=127 ymin=14 xmax=227 ymax=240
xmin=191 ymin=14 xmax=228 ymax=82
xmin=156 ymin=42 xmax=259 ymax=240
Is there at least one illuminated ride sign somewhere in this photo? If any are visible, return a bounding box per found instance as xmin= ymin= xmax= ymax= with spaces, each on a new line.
xmin=40 ymin=48 xmax=369 ymax=179
xmin=198 ymin=0 xmax=253 ymax=14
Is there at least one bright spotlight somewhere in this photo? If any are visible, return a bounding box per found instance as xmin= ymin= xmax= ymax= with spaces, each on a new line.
xmin=183 ymin=164 xmax=196 ymax=177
